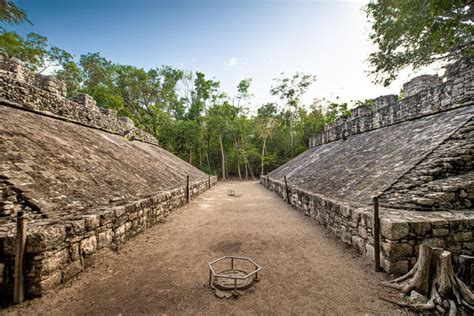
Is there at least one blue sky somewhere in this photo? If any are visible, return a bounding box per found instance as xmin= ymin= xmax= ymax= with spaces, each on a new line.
xmin=12 ymin=0 xmax=436 ymax=111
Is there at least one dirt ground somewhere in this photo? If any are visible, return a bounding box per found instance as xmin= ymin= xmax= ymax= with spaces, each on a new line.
xmin=3 ymin=181 xmax=406 ymax=315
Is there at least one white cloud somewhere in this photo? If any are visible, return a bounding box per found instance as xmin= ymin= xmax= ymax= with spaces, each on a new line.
xmin=227 ymin=57 xmax=239 ymax=67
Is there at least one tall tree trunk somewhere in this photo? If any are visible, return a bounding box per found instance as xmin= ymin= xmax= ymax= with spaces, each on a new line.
xmin=237 ymin=157 xmax=242 ymax=180
xmin=290 ymin=112 xmax=294 ymax=155
xmin=248 ymin=159 xmax=256 ymax=180
xmin=261 ymin=137 xmax=267 ymax=176
xmin=206 ymin=130 xmax=211 ymax=172
xmin=205 ymin=151 xmax=211 ymax=173
xmin=236 ymin=140 xmax=242 ymax=180
xmin=189 ymin=148 xmax=193 ymax=164
xmin=198 ymin=146 xmax=202 ymax=169
xmin=245 ymin=162 xmax=248 ymax=180
xmin=219 ymin=132 xmax=226 ymax=180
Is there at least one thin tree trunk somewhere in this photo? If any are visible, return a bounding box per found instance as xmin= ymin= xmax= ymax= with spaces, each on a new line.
xmin=261 ymin=137 xmax=267 ymax=176
xmin=198 ymin=146 xmax=202 ymax=169
xmin=205 ymin=151 xmax=211 ymax=173
xmin=189 ymin=148 xmax=193 ymax=164
xmin=245 ymin=161 xmax=248 ymax=180
xmin=248 ymin=159 xmax=256 ymax=180
xmin=219 ymin=132 xmax=226 ymax=180
xmin=236 ymin=140 xmax=242 ymax=180
xmin=237 ymin=157 xmax=242 ymax=180
xmin=290 ymin=112 xmax=294 ymax=154
xmin=206 ymin=131 xmax=211 ymax=172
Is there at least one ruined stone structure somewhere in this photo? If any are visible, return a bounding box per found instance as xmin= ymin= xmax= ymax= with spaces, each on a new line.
xmin=261 ymin=57 xmax=473 ymax=274
xmin=0 ymin=54 xmax=217 ymax=303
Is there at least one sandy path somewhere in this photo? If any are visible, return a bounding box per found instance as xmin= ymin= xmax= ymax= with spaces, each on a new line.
xmin=4 ymin=181 xmax=403 ymax=315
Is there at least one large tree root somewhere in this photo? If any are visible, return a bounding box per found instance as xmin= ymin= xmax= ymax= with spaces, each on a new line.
xmin=382 ymin=244 xmax=474 ymax=315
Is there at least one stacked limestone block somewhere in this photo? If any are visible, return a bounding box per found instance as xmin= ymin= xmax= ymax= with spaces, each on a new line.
xmin=0 ymin=178 xmax=216 ymax=301
xmin=309 ymin=57 xmax=473 ymax=148
xmin=0 ymin=53 xmax=158 ymax=145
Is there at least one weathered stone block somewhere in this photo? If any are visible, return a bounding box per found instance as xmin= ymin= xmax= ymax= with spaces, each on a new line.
xmin=80 ymin=236 xmax=97 ymax=256
xmin=115 ymin=224 xmax=126 ymax=236
xmin=27 ymin=224 xmax=66 ymax=253
xmin=381 ymin=259 xmax=409 ymax=275
xmin=114 ymin=206 xmax=126 ymax=218
xmin=98 ymin=229 xmax=113 ymax=249
xmin=38 ymin=271 xmax=62 ymax=294
xmin=432 ymin=228 xmax=449 ymax=237
xmin=41 ymin=248 xmax=69 ymax=275
xmin=69 ymin=242 xmax=80 ymax=261
xmin=99 ymin=210 xmax=114 ymax=226
xmin=62 ymin=261 xmax=82 ymax=282
xmin=381 ymin=242 xmax=413 ymax=259
xmin=84 ymin=215 xmax=100 ymax=231
xmin=411 ymin=222 xmax=431 ymax=236
xmin=454 ymin=231 xmax=472 ymax=243
xmin=65 ymin=220 xmax=86 ymax=235
xmin=351 ymin=236 xmax=365 ymax=253
xmin=463 ymin=242 xmax=474 ymax=251
xmin=357 ymin=226 xmax=368 ymax=239
xmin=341 ymin=231 xmax=352 ymax=245
xmin=381 ymin=220 xmax=409 ymax=240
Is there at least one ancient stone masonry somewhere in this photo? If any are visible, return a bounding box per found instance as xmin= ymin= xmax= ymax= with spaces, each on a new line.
xmin=0 ymin=53 xmax=158 ymax=145
xmin=309 ymin=57 xmax=473 ymax=148
xmin=0 ymin=178 xmax=216 ymax=301
xmin=262 ymin=57 xmax=473 ymax=275
xmin=380 ymin=118 xmax=474 ymax=210
xmin=0 ymin=54 xmax=218 ymax=303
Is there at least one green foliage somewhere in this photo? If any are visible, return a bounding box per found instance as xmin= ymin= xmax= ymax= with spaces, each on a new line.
xmin=0 ymin=0 xmax=30 ymax=25
xmin=365 ymin=0 xmax=474 ymax=86
xmin=270 ymin=72 xmax=316 ymax=108
xmin=324 ymin=101 xmax=352 ymax=124
xmin=55 ymin=61 xmax=83 ymax=97
xmin=0 ymin=31 xmax=71 ymax=71
xmin=0 ymin=1 xmax=73 ymax=72
xmin=270 ymin=72 xmax=317 ymax=155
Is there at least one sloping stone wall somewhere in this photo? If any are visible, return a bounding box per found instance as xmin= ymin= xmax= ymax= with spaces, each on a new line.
xmin=380 ymin=118 xmax=474 ymax=210
xmin=0 ymin=53 xmax=158 ymax=145
xmin=267 ymin=106 xmax=473 ymax=205
xmin=0 ymin=176 xmax=217 ymax=303
xmin=1 ymin=104 xmax=211 ymax=219
xmin=309 ymin=57 xmax=473 ymax=148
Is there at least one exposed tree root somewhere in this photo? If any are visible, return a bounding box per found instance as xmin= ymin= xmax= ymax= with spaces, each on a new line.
xmin=382 ymin=244 xmax=474 ymax=315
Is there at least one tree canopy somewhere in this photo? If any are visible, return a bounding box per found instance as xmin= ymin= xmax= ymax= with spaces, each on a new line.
xmin=365 ymin=0 xmax=473 ymax=86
